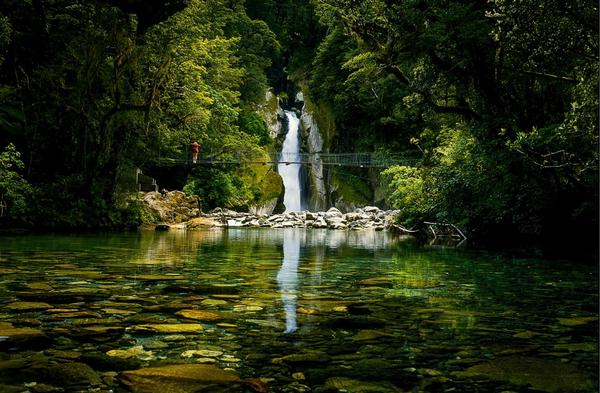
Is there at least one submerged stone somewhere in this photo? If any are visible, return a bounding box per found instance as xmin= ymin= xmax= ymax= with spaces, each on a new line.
xmin=216 ymin=323 xmax=238 ymax=329
xmin=181 ymin=349 xmax=223 ymax=358
xmin=512 ymin=331 xmax=539 ymax=339
xmin=553 ymin=342 xmax=597 ymax=352
xmin=143 ymin=340 xmax=169 ymax=350
xmin=119 ymin=364 xmax=242 ymax=393
xmin=130 ymin=324 xmax=204 ymax=334
xmin=272 ymin=350 xmax=331 ymax=365
xmin=107 ymin=345 xmax=153 ymax=360
xmin=0 ymin=384 xmax=26 ymax=393
xmin=163 ymin=335 xmax=187 ymax=342
xmin=102 ymin=308 xmax=137 ymax=316
xmin=454 ymin=355 xmax=592 ymax=393
xmin=557 ymin=316 xmax=598 ymax=326
xmin=81 ymin=351 xmax=142 ymax=371
xmin=201 ymin=299 xmax=228 ymax=307
xmin=233 ymin=305 xmax=263 ymax=312
xmin=0 ymin=323 xmax=44 ymax=341
xmin=351 ymin=330 xmax=393 ymax=341
xmin=50 ymin=311 xmax=101 ymax=318
xmin=324 ymin=377 xmax=403 ymax=392
xmin=296 ymin=307 xmax=318 ymax=315
xmin=80 ymin=325 xmax=125 ymax=335
xmin=195 ymin=357 xmax=217 ymax=364
xmin=32 ymin=362 xmax=101 ymax=387
xmin=26 ymin=283 xmax=53 ymax=291
xmin=5 ymin=301 xmax=52 ymax=311
xmin=176 ymin=309 xmax=226 ymax=321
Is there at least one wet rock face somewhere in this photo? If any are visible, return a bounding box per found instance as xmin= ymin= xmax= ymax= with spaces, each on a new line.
xmin=141 ymin=191 xmax=200 ymax=224
xmin=194 ymin=206 xmax=400 ymax=231
xmin=300 ymin=107 xmax=327 ymax=211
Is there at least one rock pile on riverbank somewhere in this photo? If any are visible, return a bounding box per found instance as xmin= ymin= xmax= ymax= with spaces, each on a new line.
xmin=138 ymin=191 xmax=407 ymax=231
xmin=196 ymin=206 xmax=400 ymax=231
xmin=142 ymin=191 xmax=200 ymax=223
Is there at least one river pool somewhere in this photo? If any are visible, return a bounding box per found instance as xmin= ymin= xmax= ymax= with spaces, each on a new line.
xmin=0 ymin=229 xmax=597 ymax=392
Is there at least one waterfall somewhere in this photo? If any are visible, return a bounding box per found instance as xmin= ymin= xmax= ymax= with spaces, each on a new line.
xmin=278 ymin=111 xmax=302 ymax=212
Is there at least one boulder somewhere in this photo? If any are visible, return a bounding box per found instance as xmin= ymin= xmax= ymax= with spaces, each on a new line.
xmin=141 ymin=191 xmax=199 ymax=224
xmin=454 ymin=355 xmax=592 ymax=393
xmin=120 ymin=364 xmax=243 ymax=393
xmin=305 ymin=211 xmax=318 ymax=220
xmin=311 ymin=217 xmax=328 ymax=229
xmin=186 ymin=217 xmax=220 ymax=228
xmin=326 ymin=207 xmax=343 ymax=217
xmin=175 ymin=309 xmax=227 ymax=322
xmin=0 ymin=322 xmax=44 ymax=339
xmin=30 ymin=362 xmax=101 ymax=387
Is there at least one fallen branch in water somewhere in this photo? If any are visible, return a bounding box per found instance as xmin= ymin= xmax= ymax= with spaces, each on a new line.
xmin=422 ymin=221 xmax=467 ymax=241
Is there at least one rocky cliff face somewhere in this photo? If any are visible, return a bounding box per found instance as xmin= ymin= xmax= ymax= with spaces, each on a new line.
xmin=258 ymin=90 xmax=285 ymax=139
xmin=251 ymin=90 xmax=286 ymax=214
xmin=299 ymin=93 xmax=377 ymax=212
xmin=300 ymin=101 xmax=328 ymax=211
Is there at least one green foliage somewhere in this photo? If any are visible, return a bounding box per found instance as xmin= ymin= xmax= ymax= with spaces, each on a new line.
xmin=330 ymin=169 xmax=371 ymax=207
xmin=0 ymin=143 xmax=32 ymax=223
xmin=0 ymin=0 xmax=285 ymax=228
xmin=0 ymin=14 xmax=10 ymax=66
xmin=312 ymin=0 xmax=598 ymax=246
xmin=184 ymin=169 xmax=253 ymax=210
xmin=239 ymin=111 xmax=270 ymax=146
xmin=381 ymin=166 xmax=427 ymax=228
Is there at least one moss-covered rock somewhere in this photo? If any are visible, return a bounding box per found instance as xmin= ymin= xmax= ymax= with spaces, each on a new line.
xmin=30 ymin=362 xmax=102 ymax=387
xmin=330 ymin=171 xmax=372 ymax=212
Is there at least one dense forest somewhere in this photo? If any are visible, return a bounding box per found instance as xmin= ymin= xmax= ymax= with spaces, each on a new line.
xmin=0 ymin=0 xmax=597 ymax=253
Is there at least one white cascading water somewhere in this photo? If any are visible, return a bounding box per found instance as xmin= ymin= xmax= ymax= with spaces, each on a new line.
xmin=278 ymin=111 xmax=302 ymax=212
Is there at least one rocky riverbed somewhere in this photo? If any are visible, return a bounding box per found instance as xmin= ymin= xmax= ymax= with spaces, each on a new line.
xmin=0 ymin=231 xmax=597 ymax=393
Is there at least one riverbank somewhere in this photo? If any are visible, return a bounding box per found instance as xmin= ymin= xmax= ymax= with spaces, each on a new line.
xmin=138 ymin=190 xmax=413 ymax=232
xmin=142 ymin=205 xmax=411 ymax=233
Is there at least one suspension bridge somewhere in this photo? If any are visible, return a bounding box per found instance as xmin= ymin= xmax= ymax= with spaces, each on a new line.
xmin=157 ymin=151 xmax=419 ymax=168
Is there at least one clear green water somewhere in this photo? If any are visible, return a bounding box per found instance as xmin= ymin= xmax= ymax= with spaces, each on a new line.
xmin=0 ymin=229 xmax=597 ymax=392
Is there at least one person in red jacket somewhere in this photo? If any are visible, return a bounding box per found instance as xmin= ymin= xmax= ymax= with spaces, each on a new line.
xmin=191 ymin=141 xmax=199 ymax=163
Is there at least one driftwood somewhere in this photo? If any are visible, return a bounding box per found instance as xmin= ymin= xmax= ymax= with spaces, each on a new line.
xmin=388 ymin=223 xmax=419 ymax=235
xmin=422 ymin=221 xmax=467 ymax=241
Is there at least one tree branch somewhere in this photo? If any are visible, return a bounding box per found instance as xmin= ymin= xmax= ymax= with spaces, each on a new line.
xmin=520 ymin=69 xmax=577 ymax=82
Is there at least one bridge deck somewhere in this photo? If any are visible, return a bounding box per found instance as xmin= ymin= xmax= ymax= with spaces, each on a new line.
xmin=158 ymin=152 xmax=418 ymax=168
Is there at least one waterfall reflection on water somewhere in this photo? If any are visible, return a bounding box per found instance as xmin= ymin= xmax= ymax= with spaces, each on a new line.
xmin=276 ymin=229 xmax=301 ymax=333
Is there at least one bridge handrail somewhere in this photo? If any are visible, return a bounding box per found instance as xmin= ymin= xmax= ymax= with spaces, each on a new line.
xmin=156 ymin=150 xmax=420 ymax=168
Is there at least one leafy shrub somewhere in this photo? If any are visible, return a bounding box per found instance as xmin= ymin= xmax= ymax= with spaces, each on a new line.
xmin=0 ymin=144 xmax=32 ymax=224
